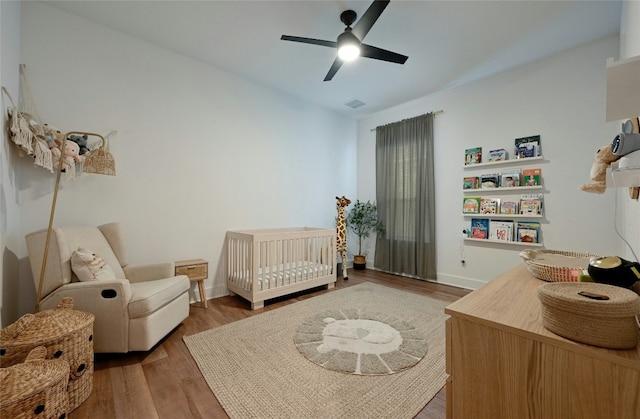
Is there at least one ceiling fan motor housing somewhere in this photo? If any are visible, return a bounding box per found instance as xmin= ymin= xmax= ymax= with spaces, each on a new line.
xmin=340 ymin=10 xmax=357 ymax=27
xmin=338 ymin=30 xmax=360 ymax=47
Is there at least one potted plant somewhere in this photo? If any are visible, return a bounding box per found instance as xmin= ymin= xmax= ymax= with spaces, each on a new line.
xmin=346 ymin=199 xmax=385 ymax=270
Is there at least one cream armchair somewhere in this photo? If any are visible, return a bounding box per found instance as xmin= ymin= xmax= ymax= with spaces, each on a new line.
xmin=25 ymin=223 xmax=190 ymax=353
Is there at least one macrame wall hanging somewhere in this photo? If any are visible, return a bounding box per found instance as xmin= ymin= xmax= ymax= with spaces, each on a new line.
xmin=2 ymin=64 xmax=116 ymax=179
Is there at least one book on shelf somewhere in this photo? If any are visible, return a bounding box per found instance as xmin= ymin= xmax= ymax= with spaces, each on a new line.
xmin=516 ymin=221 xmax=541 ymax=243
xmin=470 ymin=218 xmax=489 ymax=239
xmin=480 ymin=197 xmax=500 ymax=214
xmin=489 ymin=220 xmax=514 ymax=241
xmin=463 ymin=196 xmax=481 ymax=214
xmin=519 ymin=193 xmax=544 ymax=215
xmin=480 ymin=173 xmax=500 ymax=188
xmin=463 ymin=176 xmax=479 ymax=190
xmin=522 ymin=168 xmax=542 ymax=186
xmin=488 ymin=148 xmax=507 ymax=162
xmin=500 ymin=200 xmax=519 ymax=214
xmin=464 ymin=147 xmax=482 ymax=165
xmin=500 ymin=168 xmax=522 ymax=187
xmin=514 ymin=135 xmax=541 ymax=159
xmin=516 ymin=143 xmax=539 ymax=158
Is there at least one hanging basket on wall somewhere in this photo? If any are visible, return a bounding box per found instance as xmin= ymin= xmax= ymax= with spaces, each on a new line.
xmin=83 ymin=134 xmax=115 ymax=176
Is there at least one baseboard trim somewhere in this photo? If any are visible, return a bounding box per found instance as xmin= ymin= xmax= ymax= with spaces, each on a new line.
xmin=435 ymin=273 xmax=486 ymax=290
xmin=366 ymin=267 xmax=484 ymax=291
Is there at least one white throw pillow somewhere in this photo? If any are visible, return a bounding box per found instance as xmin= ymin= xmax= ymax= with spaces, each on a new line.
xmin=71 ymin=247 xmax=116 ymax=281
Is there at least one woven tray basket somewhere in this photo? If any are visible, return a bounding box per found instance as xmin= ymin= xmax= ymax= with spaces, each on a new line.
xmin=0 ymin=298 xmax=94 ymax=410
xmin=519 ymin=249 xmax=600 ymax=282
xmin=0 ymin=346 xmax=69 ymax=419
xmin=538 ymin=282 xmax=640 ymax=349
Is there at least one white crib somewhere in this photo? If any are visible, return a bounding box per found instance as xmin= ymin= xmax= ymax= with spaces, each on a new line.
xmin=226 ymin=227 xmax=336 ymax=309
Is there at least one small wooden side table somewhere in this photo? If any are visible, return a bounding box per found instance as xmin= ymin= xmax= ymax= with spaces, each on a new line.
xmin=175 ymin=259 xmax=208 ymax=308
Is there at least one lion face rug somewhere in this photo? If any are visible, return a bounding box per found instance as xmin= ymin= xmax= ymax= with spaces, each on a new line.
xmin=293 ymin=309 xmax=428 ymax=375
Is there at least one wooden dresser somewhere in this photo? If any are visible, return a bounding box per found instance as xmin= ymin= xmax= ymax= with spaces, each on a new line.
xmin=445 ymin=264 xmax=640 ymax=419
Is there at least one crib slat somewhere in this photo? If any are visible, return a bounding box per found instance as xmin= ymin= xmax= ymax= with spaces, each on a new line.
xmin=246 ymin=239 xmax=252 ymax=290
xmin=274 ymin=240 xmax=279 ymax=288
xmin=312 ymin=237 xmax=317 ymax=278
xmin=286 ymin=238 xmax=292 ymax=282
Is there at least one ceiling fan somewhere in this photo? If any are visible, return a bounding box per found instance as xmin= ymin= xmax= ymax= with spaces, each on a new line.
xmin=281 ymin=0 xmax=408 ymax=81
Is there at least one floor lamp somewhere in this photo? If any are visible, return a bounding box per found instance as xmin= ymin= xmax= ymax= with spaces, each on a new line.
xmin=35 ymin=131 xmax=116 ymax=312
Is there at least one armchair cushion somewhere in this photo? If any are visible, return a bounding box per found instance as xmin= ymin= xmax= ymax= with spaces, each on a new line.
xmin=98 ymin=223 xmax=128 ymax=268
xmin=123 ymin=262 xmax=175 ymax=283
xmin=71 ymin=247 xmax=117 ymax=281
xmin=128 ymin=276 xmax=189 ymax=319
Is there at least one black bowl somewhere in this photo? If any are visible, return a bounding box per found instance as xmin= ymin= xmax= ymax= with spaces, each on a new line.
xmin=588 ymin=256 xmax=640 ymax=289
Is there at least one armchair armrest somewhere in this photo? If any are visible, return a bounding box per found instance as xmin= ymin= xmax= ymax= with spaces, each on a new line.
xmin=40 ymin=279 xmax=132 ymax=308
xmin=123 ymin=262 xmax=175 ymax=283
xmin=39 ymin=279 xmax=133 ymax=353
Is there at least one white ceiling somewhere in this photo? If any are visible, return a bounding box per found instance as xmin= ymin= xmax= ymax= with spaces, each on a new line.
xmin=45 ymin=0 xmax=623 ymax=119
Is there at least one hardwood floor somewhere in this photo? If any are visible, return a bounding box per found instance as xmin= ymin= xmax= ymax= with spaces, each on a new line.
xmin=71 ymin=269 xmax=471 ymax=419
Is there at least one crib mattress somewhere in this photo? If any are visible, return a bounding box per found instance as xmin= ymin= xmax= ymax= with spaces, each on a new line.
xmin=230 ymin=261 xmax=332 ymax=291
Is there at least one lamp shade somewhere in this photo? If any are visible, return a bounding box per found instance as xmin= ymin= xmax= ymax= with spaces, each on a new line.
xmin=606 ymin=55 xmax=640 ymax=122
xmin=337 ymin=31 xmax=360 ymax=61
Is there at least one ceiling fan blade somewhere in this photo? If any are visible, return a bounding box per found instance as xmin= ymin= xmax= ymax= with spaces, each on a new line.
xmin=281 ymin=35 xmax=336 ymax=48
xmin=360 ymin=43 xmax=408 ymax=64
xmin=351 ymin=0 xmax=390 ymax=41
xmin=324 ymin=58 xmax=344 ymax=81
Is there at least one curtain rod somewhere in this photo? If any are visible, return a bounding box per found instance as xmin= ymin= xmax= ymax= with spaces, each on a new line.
xmin=369 ymin=110 xmax=443 ymax=132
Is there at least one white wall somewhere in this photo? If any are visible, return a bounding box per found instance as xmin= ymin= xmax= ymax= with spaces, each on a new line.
xmin=9 ymin=2 xmax=357 ymax=321
xmin=358 ymin=36 xmax=623 ymax=289
xmin=0 ymin=1 xmax=22 ymax=327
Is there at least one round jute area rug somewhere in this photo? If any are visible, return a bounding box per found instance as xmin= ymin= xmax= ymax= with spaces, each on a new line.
xmin=293 ymin=309 xmax=428 ymax=375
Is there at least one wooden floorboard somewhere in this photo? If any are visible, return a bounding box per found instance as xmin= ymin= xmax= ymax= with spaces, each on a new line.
xmin=71 ymin=269 xmax=471 ymax=418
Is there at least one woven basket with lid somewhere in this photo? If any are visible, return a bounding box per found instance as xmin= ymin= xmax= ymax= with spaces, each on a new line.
xmin=538 ymin=282 xmax=640 ymax=349
xmin=0 ymin=298 xmax=94 ymax=410
xmin=0 ymin=346 xmax=69 ymax=419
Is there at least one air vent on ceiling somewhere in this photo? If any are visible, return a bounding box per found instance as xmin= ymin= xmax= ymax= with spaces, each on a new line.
xmin=345 ymin=99 xmax=366 ymax=109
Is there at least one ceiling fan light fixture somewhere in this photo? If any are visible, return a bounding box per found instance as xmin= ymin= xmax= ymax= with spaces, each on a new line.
xmin=337 ymin=31 xmax=360 ymax=61
xmin=338 ymin=44 xmax=360 ymax=61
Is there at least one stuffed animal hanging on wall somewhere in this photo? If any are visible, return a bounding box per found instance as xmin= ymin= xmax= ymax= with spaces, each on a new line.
xmin=67 ymin=134 xmax=91 ymax=155
xmin=579 ymin=143 xmax=621 ymax=194
xmin=580 ymin=117 xmax=640 ymax=198
xmin=52 ymin=138 xmax=82 ymax=178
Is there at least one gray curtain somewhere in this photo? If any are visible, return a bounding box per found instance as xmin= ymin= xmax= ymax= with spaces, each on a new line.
xmin=374 ymin=113 xmax=436 ymax=279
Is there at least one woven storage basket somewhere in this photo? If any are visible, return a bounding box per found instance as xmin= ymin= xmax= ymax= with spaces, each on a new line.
xmin=0 ymin=298 xmax=94 ymax=411
xmin=83 ymin=135 xmax=115 ymax=176
xmin=0 ymin=346 xmax=69 ymax=419
xmin=519 ymin=249 xmax=600 ymax=282
xmin=538 ymin=282 xmax=640 ymax=349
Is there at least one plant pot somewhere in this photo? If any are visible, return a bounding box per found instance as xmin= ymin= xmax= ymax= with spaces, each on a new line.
xmin=353 ymin=255 xmax=366 ymax=270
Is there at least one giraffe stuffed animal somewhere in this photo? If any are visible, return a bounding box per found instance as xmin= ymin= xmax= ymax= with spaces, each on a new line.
xmin=336 ymin=196 xmax=351 ymax=280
